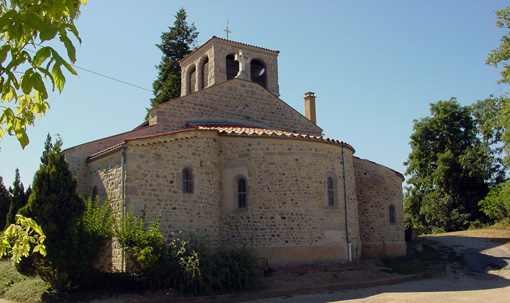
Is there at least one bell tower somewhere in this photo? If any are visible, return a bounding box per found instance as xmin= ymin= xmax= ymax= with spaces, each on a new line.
xmin=179 ymin=36 xmax=280 ymax=97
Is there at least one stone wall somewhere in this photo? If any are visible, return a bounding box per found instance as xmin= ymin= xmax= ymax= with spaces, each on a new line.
xmin=180 ymin=37 xmax=280 ymax=97
xmin=122 ymin=130 xmax=221 ymax=240
xmin=149 ymin=79 xmax=322 ymax=137
xmin=217 ymin=135 xmax=361 ymax=265
xmin=353 ymin=157 xmax=406 ymax=258
xmin=86 ymin=151 xmax=124 ymax=271
xmin=65 ymin=125 xmax=158 ymax=195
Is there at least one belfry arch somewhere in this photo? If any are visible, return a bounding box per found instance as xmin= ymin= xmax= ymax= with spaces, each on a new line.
xmin=179 ymin=36 xmax=280 ymax=97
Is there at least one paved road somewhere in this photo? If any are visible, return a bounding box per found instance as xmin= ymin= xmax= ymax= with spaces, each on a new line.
xmin=424 ymin=234 xmax=510 ymax=272
xmin=244 ymin=235 xmax=510 ymax=303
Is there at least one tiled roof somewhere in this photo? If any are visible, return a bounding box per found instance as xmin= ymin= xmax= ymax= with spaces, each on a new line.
xmin=87 ymin=142 xmax=124 ymax=161
xmin=87 ymin=126 xmax=354 ymax=161
xmin=195 ymin=126 xmax=354 ymax=150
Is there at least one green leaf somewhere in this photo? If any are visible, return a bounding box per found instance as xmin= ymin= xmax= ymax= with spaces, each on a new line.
xmin=51 ymin=63 xmax=65 ymax=92
xmin=33 ymin=47 xmax=51 ymax=67
xmin=60 ymin=33 xmax=77 ymax=63
xmin=20 ymin=69 xmax=34 ymax=94
xmin=14 ymin=127 xmax=28 ymax=148
xmin=39 ymin=23 xmax=58 ymax=42
xmin=0 ymin=44 xmax=10 ymax=63
xmin=61 ymin=59 xmax=77 ymax=75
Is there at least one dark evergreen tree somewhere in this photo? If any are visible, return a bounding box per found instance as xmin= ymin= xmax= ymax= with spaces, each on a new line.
xmin=149 ymin=8 xmax=198 ymax=109
xmin=404 ymin=98 xmax=492 ymax=232
xmin=0 ymin=176 xmax=10 ymax=230
xmin=5 ymin=169 xmax=27 ymax=228
xmin=20 ymin=136 xmax=85 ymax=288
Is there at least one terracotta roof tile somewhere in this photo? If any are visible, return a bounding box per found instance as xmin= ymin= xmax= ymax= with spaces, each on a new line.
xmin=88 ymin=126 xmax=354 ymax=162
xmin=195 ymin=126 xmax=354 ymax=150
xmin=87 ymin=142 xmax=124 ymax=161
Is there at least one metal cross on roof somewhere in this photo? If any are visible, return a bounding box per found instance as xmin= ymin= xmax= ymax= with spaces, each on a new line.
xmin=224 ymin=19 xmax=231 ymax=40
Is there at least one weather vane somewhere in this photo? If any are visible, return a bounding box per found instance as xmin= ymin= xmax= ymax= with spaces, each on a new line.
xmin=224 ymin=19 xmax=231 ymax=40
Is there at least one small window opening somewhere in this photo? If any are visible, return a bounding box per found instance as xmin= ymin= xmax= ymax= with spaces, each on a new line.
xmin=389 ymin=205 xmax=396 ymax=224
xmin=189 ymin=66 xmax=197 ymax=93
xmin=182 ymin=168 xmax=193 ymax=193
xmin=202 ymin=57 xmax=210 ymax=88
xmin=327 ymin=177 xmax=335 ymax=207
xmin=251 ymin=59 xmax=266 ymax=88
xmin=238 ymin=178 xmax=247 ymax=208
xmin=226 ymin=54 xmax=238 ymax=80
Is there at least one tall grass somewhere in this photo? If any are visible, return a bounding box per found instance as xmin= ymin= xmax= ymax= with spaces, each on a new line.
xmin=0 ymin=260 xmax=49 ymax=303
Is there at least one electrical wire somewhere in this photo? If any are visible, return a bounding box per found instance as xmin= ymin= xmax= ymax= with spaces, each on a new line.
xmin=72 ymin=64 xmax=152 ymax=92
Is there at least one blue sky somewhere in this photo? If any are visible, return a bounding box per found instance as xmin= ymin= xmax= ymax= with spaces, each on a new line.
xmin=0 ymin=0 xmax=508 ymax=187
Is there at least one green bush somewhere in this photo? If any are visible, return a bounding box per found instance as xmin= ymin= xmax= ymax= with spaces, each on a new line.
xmin=71 ymin=198 xmax=115 ymax=287
xmin=167 ymin=233 xmax=263 ymax=295
xmin=478 ymin=182 xmax=510 ymax=221
xmin=115 ymin=209 xmax=263 ymax=295
xmin=115 ymin=207 xmax=169 ymax=288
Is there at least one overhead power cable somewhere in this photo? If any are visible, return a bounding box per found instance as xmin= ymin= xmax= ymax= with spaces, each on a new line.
xmin=72 ymin=65 xmax=152 ymax=92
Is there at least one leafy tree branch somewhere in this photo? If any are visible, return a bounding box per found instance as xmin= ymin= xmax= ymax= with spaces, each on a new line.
xmin=0 ymin=0 xmax=87 ymax=148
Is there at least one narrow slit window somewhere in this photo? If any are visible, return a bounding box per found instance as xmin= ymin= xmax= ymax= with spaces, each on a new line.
xmin=182 ymin=168 xmax=193 ymax=193
xmin=238 ymin=178 xmax=247 ymax=208
xmin=202 ymin=57 xmax=209 ymax=88
xmin=389 ymin=205 xmax=396 ymax=224
xmin=190 ymin=67 xmax=197 ymax=93
xmin=327 ymin=177 xmax=335 ymax=207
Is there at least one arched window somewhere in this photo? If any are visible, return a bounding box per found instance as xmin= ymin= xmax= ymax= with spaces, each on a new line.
xmin=182 ymin=168 xmax=193 ymax=193
xmin=327 ymin=177 xmax=335 ymax=207
xmin=389 ymin=205 xmax=396 ymax=224
xmin=250 ymin=59 xmax=266 ymax=88
xmin=326 ymin=173 xmax=338 ymax=207
xmin=226 ymin=54 xmax=238 ymax=80
xmin=201 ymin=57 xmax=210 ymax=88
xmin=237 ymin=177 xmax=247 ymax=208
xmin=189 ymin=66 xmax=197 ymax=93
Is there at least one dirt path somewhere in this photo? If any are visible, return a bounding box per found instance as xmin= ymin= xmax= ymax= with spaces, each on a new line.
xmin=244 ymin=229 xmax=510 ymax=303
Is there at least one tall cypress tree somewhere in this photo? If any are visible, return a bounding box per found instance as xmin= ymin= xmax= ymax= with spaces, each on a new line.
xmin=0 ymin=176 xmax=10 ymax=230
xmin=149 ymin=8 xmax=198 ymax=109
xmin=21 ymin=136 xmax=85 ymax=288
xmin=5 ymin=169 xmax=26 ymax=228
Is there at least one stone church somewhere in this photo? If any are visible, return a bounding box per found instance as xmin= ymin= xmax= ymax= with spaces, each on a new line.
xmin=65 ymin=36 xmax=405 ymax=270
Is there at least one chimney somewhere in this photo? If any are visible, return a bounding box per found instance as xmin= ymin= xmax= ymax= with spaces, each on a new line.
xmin=304 ymin=92 xmax=316 ymax=124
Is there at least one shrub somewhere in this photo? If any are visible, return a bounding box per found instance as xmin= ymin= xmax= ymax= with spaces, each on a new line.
xmin=167 ymin=233 xmax=263 ymax=295
xmin=115 ymin=207 xmax=169 ymax=288
xmin=478 ymin=182 xmax=510 ymax=221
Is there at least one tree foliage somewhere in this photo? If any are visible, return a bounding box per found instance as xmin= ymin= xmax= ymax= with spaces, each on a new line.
xmin=0 ymin=214 xmax=46 ymax=264
xmin=0 ymin=0 xmax=87 ymax=148
xmin=404 ymin=98 xmax=493 ymax=232
xmin=0 ymin=176 xmax=9 ymax=229
xmin=149 ymin=8 xmax=198 ymax=109
xmin=487 ymin=7 xmax=510 ymax=85
xmin=5 ymin=168 xmax=27 ymax=228
xmin=19 ymin=135 xmax=85 ymax=289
